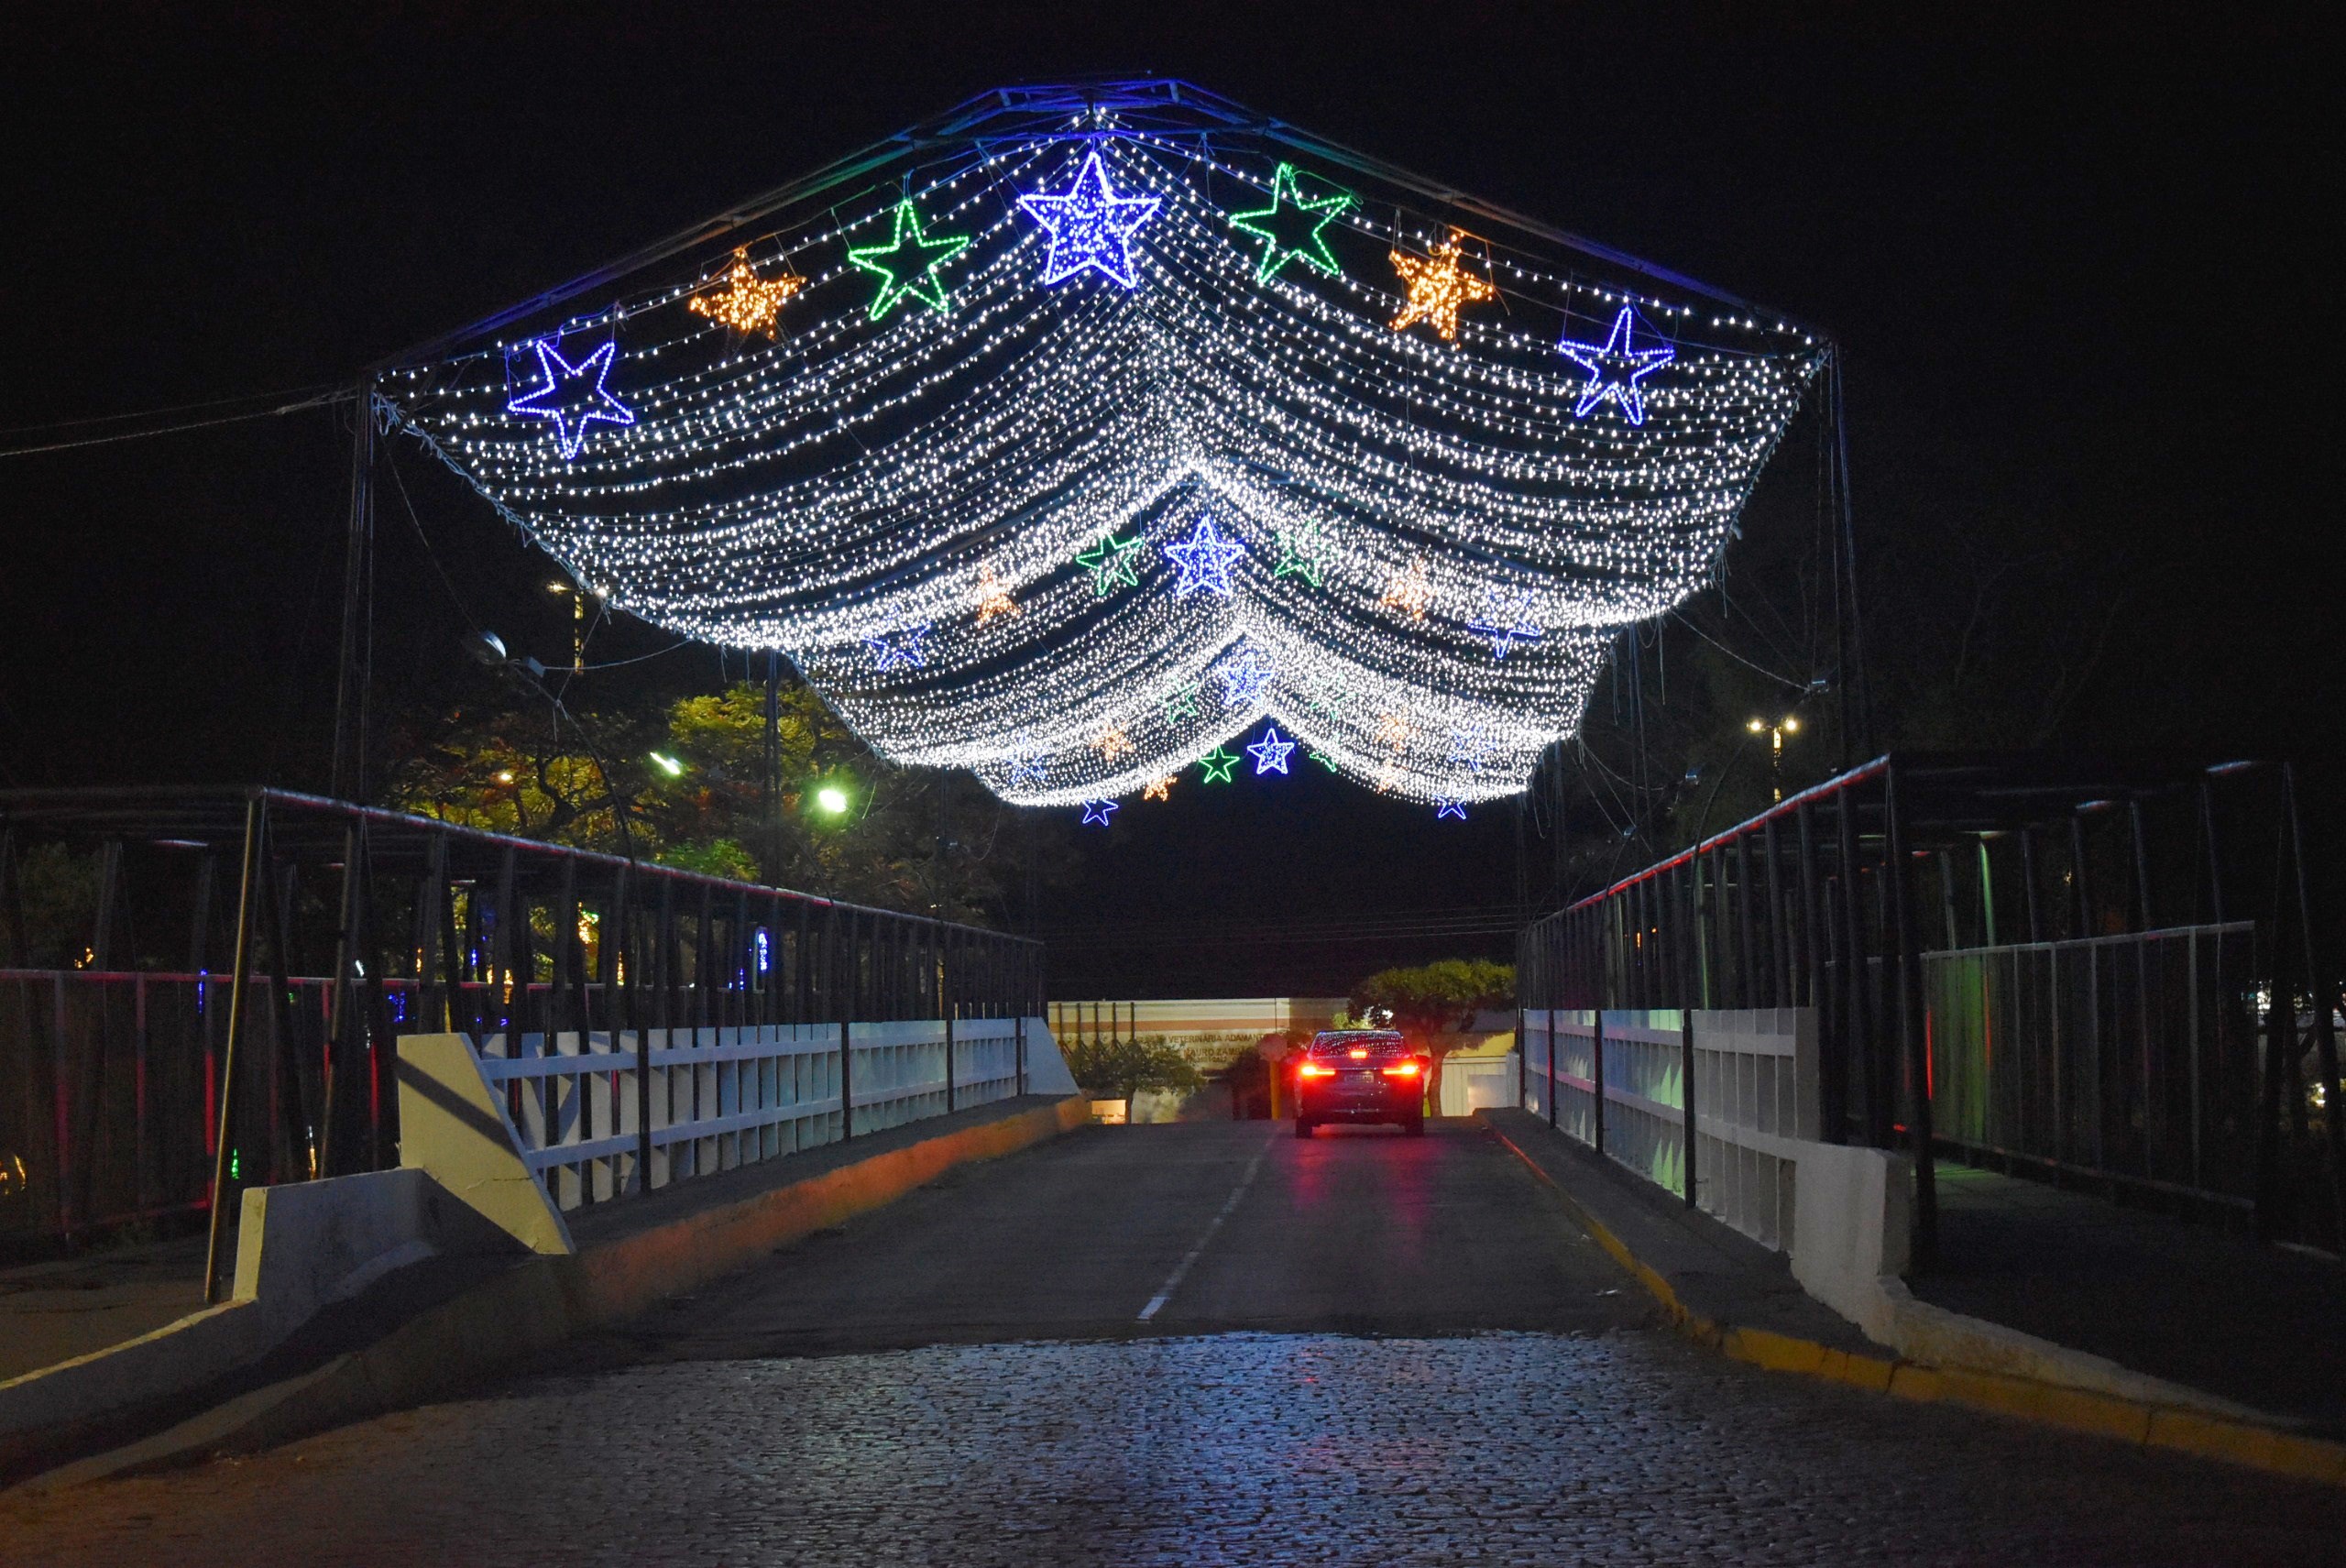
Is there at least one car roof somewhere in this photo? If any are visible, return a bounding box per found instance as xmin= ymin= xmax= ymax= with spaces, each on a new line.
xmin=1311 ymin=1030 xmax=1406 ymax=1047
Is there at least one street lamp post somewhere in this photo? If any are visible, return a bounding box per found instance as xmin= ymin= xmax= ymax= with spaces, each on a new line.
xmin=1746 ymin=715 xmax=1801 ymax=802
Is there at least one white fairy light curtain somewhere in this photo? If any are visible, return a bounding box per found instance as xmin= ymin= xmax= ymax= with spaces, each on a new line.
xmin=383 ymin=86 xmax=1823 ymax=817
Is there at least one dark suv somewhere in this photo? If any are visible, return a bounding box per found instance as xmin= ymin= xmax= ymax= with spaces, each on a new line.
xmin=1293 ymin=1031 xmax=1428 ymax=1137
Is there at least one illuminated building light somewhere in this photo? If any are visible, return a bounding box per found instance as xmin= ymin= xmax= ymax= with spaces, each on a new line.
xmin=847 ymin=199 xmax=971 ymax=321
xmin=1247 ymin=725 xmax=1297 ymax=775
xmin=506 ymin=338 xmax=633 ymax=459
xmin=1559 ymin=304 xmax=1674 ymax=426
xmin=686 ymin=247 xmax=804 ymax=338
xmin=1228 ymin=161 xmax=1354 ymax=284
xmin=1016 ymin=148 xmax=1162 ymax=288
xmin=1389 ymin=231 xmax=1494 ymax=341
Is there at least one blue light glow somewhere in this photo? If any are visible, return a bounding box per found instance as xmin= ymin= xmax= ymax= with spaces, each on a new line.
xmin=1081 ymin=798 xmax=1119 ymax=826
xmin=1007 ymin=746 xmax=1051 ymax=789
xmin=1161 ymin=517 xmax=1246 ymax=598
xmin=508 ymin=338 xmax=635 ymax=458
xmin=1247 ymin=725 xmax=1298 ymax=775
xmin=863 ymin=623 xmax=932 ymax=671
xmin=1449 ymin=728 xmax=1496 ymax=773
xmin=1467 ymin=588 xmax=1545 ymax=660
xmin=1435 ymin=797 xmax=1468 ymax=820
xmin=753 ymin=927 xmax=772 ymax=974
xmin=1558 ymin=305 xmax=1674 ymax=426
xmin=1216 ymin=641 xmax=1277 ymax=707
xmin=1016 ymin=149 xmax=1162 ymax=289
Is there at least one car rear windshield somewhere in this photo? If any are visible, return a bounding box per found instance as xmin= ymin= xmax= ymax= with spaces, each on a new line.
xmin=1311 ymin=1033 xmax=1409 ymax=1056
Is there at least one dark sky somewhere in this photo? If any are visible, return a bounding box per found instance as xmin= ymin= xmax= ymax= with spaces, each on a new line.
xmin=0 ymin=4 xmax=2322 ymax=995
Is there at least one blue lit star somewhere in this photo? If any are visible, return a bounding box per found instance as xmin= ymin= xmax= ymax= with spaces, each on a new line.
xmin=1006 ymin=745 xmax=1049 ymax=789
xmin=1467 ymin=588 xmax=1544 ymax=659
xmin=1246 ymin=725 xmax=1297 ymax=776
xmin=1435 ymin=798 xmax=1469 ymax=821
xmin=1016 ymin=150 xmax=1162 ymax=289
xmin=1081 ymin=798 xmax=1119 ymax=827
xmin=1449 ymin=728 xmax=1497 ymax=773
xmin=508 ymin=338 xmax=634 ymax=458
xmin=1162 ymin=518 xmax=1246 ymax=597
xmin=1216 ymin=642 xmax=1276 ymax=707
xmin=863 ymin=623 xmax=930 ymax=671
xmin=1558 ymin=304 xmax=1674 ymax=426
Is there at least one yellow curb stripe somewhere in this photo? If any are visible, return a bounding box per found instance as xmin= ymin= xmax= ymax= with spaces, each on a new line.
xmin=1486 ymin=1120 xmax=2346 ymax=1489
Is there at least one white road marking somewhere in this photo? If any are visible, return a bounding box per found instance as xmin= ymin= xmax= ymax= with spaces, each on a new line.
xmin=1136 ymin=1134 xmax=1275 ymax=1321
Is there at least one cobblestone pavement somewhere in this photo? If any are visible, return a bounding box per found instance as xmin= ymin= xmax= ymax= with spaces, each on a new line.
xmin=6 ymin=1330 xmax=2342 ymax=1565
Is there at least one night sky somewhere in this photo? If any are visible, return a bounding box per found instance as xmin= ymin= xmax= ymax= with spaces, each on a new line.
xmin=0 ymin=5 xmax=2322 ymax=996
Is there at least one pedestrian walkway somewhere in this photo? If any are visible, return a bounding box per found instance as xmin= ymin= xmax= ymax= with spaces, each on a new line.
xmin=1915 ymin=1161 xmax=2346 ymax=1436
xmin=0 ymin=1234 xmax=211 ymax=1382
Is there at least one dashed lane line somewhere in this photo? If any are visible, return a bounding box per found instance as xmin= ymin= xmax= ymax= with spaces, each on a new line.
xmin=1135 ymin=1133 xmax=1275 ymax=1322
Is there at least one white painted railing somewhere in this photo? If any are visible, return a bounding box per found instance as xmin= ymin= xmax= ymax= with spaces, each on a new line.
xmin=1519 ymin=1007 xmax=1817 ymax=1250
xmin=469 ymin=1015 xmax=1032 ymax=1212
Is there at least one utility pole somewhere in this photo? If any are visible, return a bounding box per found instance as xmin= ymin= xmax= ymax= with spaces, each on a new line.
xmin=329 ymin=381 xmax=376 ymax=803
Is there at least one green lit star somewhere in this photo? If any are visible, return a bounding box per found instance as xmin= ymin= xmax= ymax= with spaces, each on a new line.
xmin=1198 ymin=745 xmax=1241 ymax=784
xmin=1307 ymin=749 xmax=1339 ymax=773
xmin=1163 ymin=683 xmax=1202 ymax=723
xmin=848 ymin=199 xmax=971 ymax=321
xmin=1302 ymin=674 xmax=1351 ymax=716
xmin=1228 ymin=163 xmax=1354 ymax=284
xmin=1075 ymin=532 xmax=1145 ymax=596
xmin=1272 ymin=523 xmax=1326 ymax=588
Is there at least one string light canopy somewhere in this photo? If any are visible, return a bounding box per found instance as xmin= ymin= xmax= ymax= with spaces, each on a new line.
xmin=380 ymin=81 xmax=1826 ymax=810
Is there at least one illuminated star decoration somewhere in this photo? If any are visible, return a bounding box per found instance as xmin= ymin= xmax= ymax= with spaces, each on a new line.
xmin=1081 ymin=799 xmax=1119 ymax=827
xmin=1198 ymin=746 xmax=1241 ymax=784
xmin=1435 ymin=798 xmax=1469 ymax=821
xmin=1247 ymin=725 xmax=1298 ymax=776
xmin=1007 ymin=746 xmax=1050 ymax=789
xmin=686 ymin=247 xmax=804 ymax=338
xmin=863 ymin=622 xmax=931 ymax=671
xmin=1302 ymin=674 xmax=1350 ymax=716
xmin=507 ymin=339 xmax=634 ymax=460
xmin=1076 ymin=532 xmax=1146 ymax=596
xmin=1015 ymin=149 xmax=1162 ymax=289
xmin=1307 ymin=749 xmax=1340 ymax=773
xmin=1162 ymin=518 xmax=1246 ymax=597
xmin=1467 ymin=587 xmax=1544 ymax=659
xmin=1388 ymin=231 xmax=1495 ymax=341
xmin=1162 ymin=684 xmax=1202 ymax=723
xmin=1380 ymin=557 xmax=1433 ymax=622
xmin=1143 ymin=774 xmax=1175 ymax=802
xmin=847 ymin=199 xmax=972 ymax=321
xmin=974 ymin=564 xmax=1021 ymax=624
xmin=1271 ymin=523 xmax=1326 ymax=588
xmin=1216 ymin=642 xmax=1277 ymax=707
xmin=1229 ymin=161 xmax=1356 ymax=284
xmin=1375 ymin=712 xmax=1410 ymax=750
xmin=1558 ymin=304 xmax=1675 ymax=426
xmin=1094 ymin=723 xmax=1135 ymax=762
xmin=1449 ymin=728 xmax=1496 ymax=773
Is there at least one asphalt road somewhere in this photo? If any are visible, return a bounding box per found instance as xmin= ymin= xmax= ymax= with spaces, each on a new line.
xmin=5 ymin=1118 xmax=2344 ymax=1565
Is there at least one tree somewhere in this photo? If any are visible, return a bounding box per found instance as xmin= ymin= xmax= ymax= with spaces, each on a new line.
xmin=1351 ymin=959 xmax=1516 ymax=1034
xmin=1058 ymin=1033 xmax=1201 ymax=1108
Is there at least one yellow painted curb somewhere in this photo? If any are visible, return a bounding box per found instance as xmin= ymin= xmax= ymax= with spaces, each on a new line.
xmin=1486 ymin=1120 xmax=2346 ymax=1489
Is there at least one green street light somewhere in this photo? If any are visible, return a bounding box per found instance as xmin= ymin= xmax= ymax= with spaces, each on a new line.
xmin=816 ymin=784 xmax=850 ymax=816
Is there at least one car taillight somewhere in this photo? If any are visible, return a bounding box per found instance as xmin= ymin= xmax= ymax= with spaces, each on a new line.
xmin=1380 ymin=1060 xmax=1422 ymax=1079
xmin=1297 ymin=1063 xmax=1335 ymax=1080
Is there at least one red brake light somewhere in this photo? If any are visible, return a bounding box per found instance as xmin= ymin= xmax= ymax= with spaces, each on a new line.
xmin=1297 ymin=1063 xmax=1335 ymax=1080
xmin=1381 ymin=1060 xmax=1422 ymax=1079
xmin=1348 ymin=1047 xmax=1370 ymax=1059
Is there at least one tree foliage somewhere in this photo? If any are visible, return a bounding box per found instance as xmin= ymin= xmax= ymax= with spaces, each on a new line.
xmin=1058 ymin=1033 xmax=1202 ymax=1104
xmin=1350 ymin=959 xmax=1516 ymax=1034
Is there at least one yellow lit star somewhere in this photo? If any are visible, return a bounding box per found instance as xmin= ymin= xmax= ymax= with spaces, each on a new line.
xmin=1380 ymin=557 xmax=1432 ymax=622
xmin=686 ymin=248 xmax=805 ymax=338
xmin=974 ymin=564 xmax=1020 ymax=624
xmin=1094 ymin=723 xmax=1135 ymax=762
xmin=1143 ymin=774 xmax=1174 ymax=801
xmin=1375 ymin=712 xmax=1410 ymax=751
xmin=1388 ymin=231 xmax=1494 ymax=342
